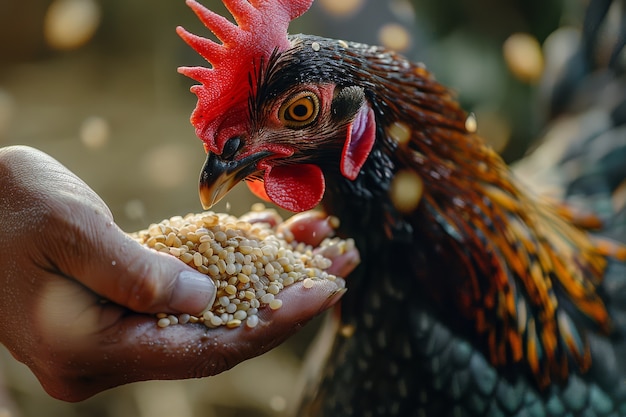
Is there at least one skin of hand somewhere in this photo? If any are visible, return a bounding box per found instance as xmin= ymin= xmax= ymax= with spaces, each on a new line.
xmin=0 ymin=145 xmax=359 ymax=402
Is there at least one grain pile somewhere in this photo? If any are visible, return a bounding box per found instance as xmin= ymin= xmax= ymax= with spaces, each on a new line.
xmin=130 ymin=208 xmax=351 ymax=329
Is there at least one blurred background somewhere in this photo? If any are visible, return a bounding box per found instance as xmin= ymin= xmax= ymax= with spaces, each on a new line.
xmin=0 ymin=0 xmax=616 ymax=415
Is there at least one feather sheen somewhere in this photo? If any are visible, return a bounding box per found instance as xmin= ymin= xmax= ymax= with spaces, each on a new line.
xmin=258 ymin=35 xmax=626 ymax=389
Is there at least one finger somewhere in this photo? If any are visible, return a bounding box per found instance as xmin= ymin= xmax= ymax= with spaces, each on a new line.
xmin=277 ymin=211 xmax=338 ymax=246
xmin=70 ymin=220 xmax=217 ymax=316
xmin=317 ymin=243 xmax=361 ymax=277
xmin=3 ymin=146 xmax=217 ymax=316
xmin=39 ymin=279 xmax=345 ymax=402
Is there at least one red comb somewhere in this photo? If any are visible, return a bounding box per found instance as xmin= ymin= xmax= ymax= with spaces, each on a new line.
xmin=177 ymin=0 xmax=313 ymax=153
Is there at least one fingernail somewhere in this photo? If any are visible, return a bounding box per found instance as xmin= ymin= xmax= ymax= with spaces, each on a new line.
xmin=318 ymin=288 xmax=347 ymax=313
xmin=170 ymin=270 xmax=217 ymax=315
xmin=325 ymin=249 xmax=361 ymax=277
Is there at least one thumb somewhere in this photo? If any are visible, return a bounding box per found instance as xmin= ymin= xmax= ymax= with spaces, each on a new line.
xmin=62 ymin=217 xmax=216 ymax=316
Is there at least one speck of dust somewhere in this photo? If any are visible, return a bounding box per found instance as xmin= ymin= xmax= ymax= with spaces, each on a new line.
xmin=311 ymin=42 xmax=321 ymax=52
xmin=111 ymin=260 xmax=117 ymax=266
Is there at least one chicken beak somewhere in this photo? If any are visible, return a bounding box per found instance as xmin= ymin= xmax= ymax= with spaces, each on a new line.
xmin=198 ymin=151 xmax=270 ymax=209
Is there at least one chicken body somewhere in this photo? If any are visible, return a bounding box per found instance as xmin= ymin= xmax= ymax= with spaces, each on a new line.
xmin=273 ymin=35 xmax=626 ymax=417
xmin=178 ymin=1 xmax=626 ymax=415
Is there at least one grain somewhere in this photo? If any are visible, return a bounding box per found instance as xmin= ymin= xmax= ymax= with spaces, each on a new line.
xmin=246 ymin=315 xmax=259 ymax=328
xmin=130 ymin=210 xmax=350 ymax=329
xmin=157 ymin=318 xmax=171 ymax=328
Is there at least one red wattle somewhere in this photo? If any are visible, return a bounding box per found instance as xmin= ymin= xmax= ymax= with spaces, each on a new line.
xmin=262 ymin=164 xmax=325 ymax=212
xmin=247 ymin=179 xmax=272 ymax=203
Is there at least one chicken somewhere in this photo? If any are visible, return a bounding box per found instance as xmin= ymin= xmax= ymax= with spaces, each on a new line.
xmin=176 ymin=0 xmax=626 ymax=415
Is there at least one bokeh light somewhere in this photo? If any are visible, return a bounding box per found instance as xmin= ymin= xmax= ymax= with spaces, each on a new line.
xmin=44 ymin=0 xmax=101 ymax=51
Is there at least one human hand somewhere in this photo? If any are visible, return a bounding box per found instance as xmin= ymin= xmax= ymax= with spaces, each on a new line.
xmin=0 ymin=146 xmax=359 ymax=402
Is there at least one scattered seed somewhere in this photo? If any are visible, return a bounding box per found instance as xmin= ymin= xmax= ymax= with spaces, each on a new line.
xmin=154 ymin=242 xmax=168 ymax=251
xmin=207 ymin=264 xmax=220 ymax=276
xmin=193 ymin=252 xmax=203 ymax=267
xmin=219 ymin=296 xmax=230 ymax=307
xmin=246 ymin=315 xmax=259 ymax=328
xmin=198 ymin=241 xmax=211 ymax=253
xmin=225 ymin=263 xmax=237 ymax=275
xmin=267 ymin=284 xmax=280 ymax=295
xmin=234 ymin=310 xmax=247 ymax=321
xmin=214 ymin=231 xmax=227 ymax=242
xmin=226 ymin=319 xmax=242 ymax=328
xmin=260 ymin=293 xmax=275 ymax=304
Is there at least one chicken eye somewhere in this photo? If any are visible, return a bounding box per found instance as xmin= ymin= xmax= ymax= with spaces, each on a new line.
xmin=279 ymin=91 xmax=320 ymax=128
